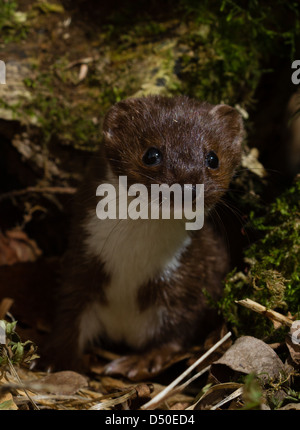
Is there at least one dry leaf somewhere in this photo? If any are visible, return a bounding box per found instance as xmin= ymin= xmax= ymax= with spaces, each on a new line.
xmin=211 ymin=336 xmax=285 ymax=383
xmin=0 ymin=392 xmax=18 ymax=410
xmin=127 ymin=384 xmax=154 ymax=409
xmin=0 ymin=230 xmax=42 ymax=266
xmin=135 ymin=383 xmax=153 ymax=399
xmin=37 ymin=371 xmax=88 ymax=395
xmin=279 ymin=403 xmax=300 ymax=410
xmin=101 ymin=349 xmax=193 ymax=381
xmin=0 ymin=297 xmax=14 ymax=319
xmin=100 ymin=376 xmax=133 ymax=391
xmin=194 ymin=382 xmax=243 ymax=410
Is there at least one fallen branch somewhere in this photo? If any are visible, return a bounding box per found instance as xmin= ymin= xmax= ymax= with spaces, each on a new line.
xmin=236 ymin=298 xmax=294 ymax=328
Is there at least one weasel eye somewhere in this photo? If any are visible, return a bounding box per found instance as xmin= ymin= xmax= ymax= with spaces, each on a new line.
xmin=142 ymin=147 xmax=162 ymax=166
xmin=205 ymin=151 xmax=219 ymax=169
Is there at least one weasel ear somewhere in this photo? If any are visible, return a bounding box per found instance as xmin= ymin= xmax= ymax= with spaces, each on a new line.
xmin=103 ymin=98 xmax=137 ymax=140
xmin=209 ymin=104 xmax=244 ymax=146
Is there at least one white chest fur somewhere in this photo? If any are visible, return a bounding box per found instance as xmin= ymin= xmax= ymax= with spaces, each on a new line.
xmin=80 ymin=211 xmax=191 ymax=350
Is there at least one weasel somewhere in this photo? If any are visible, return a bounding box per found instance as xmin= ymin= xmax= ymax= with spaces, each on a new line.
xmin=47 ymin=95 xmax=244 ymax=380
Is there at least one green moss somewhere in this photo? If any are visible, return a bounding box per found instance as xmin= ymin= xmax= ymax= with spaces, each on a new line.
xmin=241 ymin=373 xmax=263 ymax=410
xmin=3 ymin=0 xmax=299 ymax=167
xmin=217 ymin=177 xmax=300 ymax=339
xmin=97 ymin=0 xmax=300 ymax=108
xmin=0 ymin=0 xmax=28 ymax=43
xmin=22 ymin=71 xmax=103 ymax=151
xmin=172 ymin=0 xmax=300 ymax=105
xmin=33 ymin=1 xmax=64 ymax=14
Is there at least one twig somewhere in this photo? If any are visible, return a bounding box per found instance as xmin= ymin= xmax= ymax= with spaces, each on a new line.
xmin=65 ymin=57 xmax=96 ymax=69
xmin=210 ymin=387 xmax=243 ymax=410
xmin=0 ymin=186 xmax=77 ymax=202
xmin=163 ymin=365 xmax=211 ymax=409
xmin=4 ymin=350 xmax=39 ymax=410
xmin=141 ymin=332 xmax=231 ymax=410
xmin=176 ymin=365 xmax=210 ymax=393
xmin=236 ymin=298 xmax=294 ymax=327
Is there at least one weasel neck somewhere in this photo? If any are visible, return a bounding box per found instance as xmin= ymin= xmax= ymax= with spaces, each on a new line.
xmin=84 ymin=214 xmax=190 ymax=283
xmin=85 ymin=166 xmax=192 ymax=283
